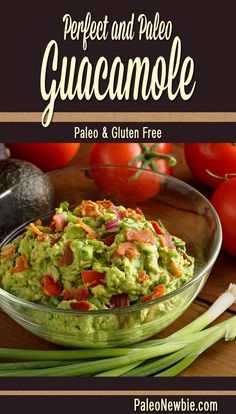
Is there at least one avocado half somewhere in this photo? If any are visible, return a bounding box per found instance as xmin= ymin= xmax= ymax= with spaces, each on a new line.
xmin=0 ymin=159 xmax=54 ymax=241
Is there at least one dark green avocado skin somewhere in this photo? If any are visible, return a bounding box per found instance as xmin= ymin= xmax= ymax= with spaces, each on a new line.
xmin=0 ymin=159 xmax=54 ymax=241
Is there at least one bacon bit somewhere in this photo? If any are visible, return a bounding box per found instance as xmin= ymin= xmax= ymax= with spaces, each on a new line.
xmin=70 ymin=300 xmax=91 ymax=311
xmin=102 ymin=234 xmax=116 ymax=246
xmin=151 ymin=221 xmax=164 ymax=235
xmin=62 ymin=287 xmax=90 ymax=301
xmin=135 ymin=207 xmax=143 ymax=215
xmin=169 ymin=259 xmax=182 ymax=277
xmin=138 ymin=270 xmax=149 ymax=283
xmin=116 ymin=242 xmax=140 ymax=259
xmin=77 ymin=200 xmax=101 ymax=218
xmin=141 ymin=284 xmax=165 ymax=302
xmin=127 ymin=209 xmax=143 ymax=221
xmin=52 ymin=213 xmax=67 ymax=232
xmin=10 ymin=255 xmax=29 ymax=274
xmin=29 ymin=223 xmax=47 ymax=240
xmin=109 ymin=293 xmax=130 ymax=308
xmin=0 ymin=244 xmax=15 ymax=260
xmin=42 ymin=275 xmax=62 ymax=297
xmin=34 ymin=219 xmax=42 ymax=226
xmin=77 ymin=219 xmax=98 ymax=239
xmin=97 ymin=200 xmax=114 ymax=210
xmin=117 ymin=209 xmax=128 ymax=219
xmin=58 ymin=241 xmax=74 ymax=266
xmin=84 ymin=205 xmax=99 ymax=218
xmin=51 ymin=236 xmax=62 ymax=246
xmin=125 ymin=228 xmax=155 ymax=245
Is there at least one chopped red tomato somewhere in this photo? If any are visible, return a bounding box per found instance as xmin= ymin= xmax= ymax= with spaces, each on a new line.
xmin=109 ymin=293 xmax=130 ymax=308
xmin=1 ymin=244 xmax=15 ymax=260
xmin=81 ymin=270 xmax=105 ymax=288
xmin=116 ymin=242 xmax=140 ymax=259
xmin=138 ymin=270 xmax=149 ymax=283
xmin=52 ymin=213 xmax=67 ymax=232
xmin=62 ymin=287 xmax=90 ymax=301
xmin=10 ymin=255 xmax=29 ymax=273
xmin=58 ymin=241 xmax=74 ymax=266
xmin=125 ymin=228 xmax=155 ymax=245
xmin=70 ymin=300 xmax=91 ymax=311
xmin=151 ymin=221 xmax=164 ymax=235
xmin=77 ymin=219 xmax=98 ymax=239
xmin=102 ymin=234 xmax=116 ymax=246
xmin=42 ymin=275 xmax=62 ymax=297
xmin=141 ymin=284 xmax=165 ymax=302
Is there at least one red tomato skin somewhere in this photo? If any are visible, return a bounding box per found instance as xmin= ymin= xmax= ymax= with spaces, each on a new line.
xmin=185 ymin=143 xmax=236 ymax=188
xmin=42 ymin=275 xmax=62 ymax=296
xmin=89 ymin=143 xmax=173 ymax=203
xmin=8 ymin=143 xmax=80 ymax=171
xmin=89 ymin=143 xmax=173 ymax=175
xmin=211 ymin=178 xmax=236 ymax=256
xmin=81 ymin=270 xmax=105 ymax=288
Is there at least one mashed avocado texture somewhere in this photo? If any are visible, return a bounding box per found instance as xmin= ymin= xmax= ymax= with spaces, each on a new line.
xmin=0 ymin=199 xmax=194 ymax=313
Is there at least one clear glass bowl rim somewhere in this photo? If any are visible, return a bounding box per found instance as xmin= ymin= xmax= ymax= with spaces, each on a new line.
xmin=0 ymin=164 xmax=222 ymax=316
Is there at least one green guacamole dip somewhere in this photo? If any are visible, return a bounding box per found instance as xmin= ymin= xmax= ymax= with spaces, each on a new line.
xmin=0 ymin=199 xmax=194 ymax=313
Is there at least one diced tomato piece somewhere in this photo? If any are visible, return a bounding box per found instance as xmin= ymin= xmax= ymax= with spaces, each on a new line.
xmin=138 ymin=270 xmax=149 ymax=283
xmin=125 ymin=228 xmax=155 ymax=245
xmin=10 ymin=255 xmax=29 ymax=273
xmin=109 ymin=293 xmax=130 ymax=308
xmin=81 ymin=270 xmax=105 ymax=288
xmin=52 ymin=213 xmax=67 ymax=232
xmin=70 ymin=301 xmax=91 ymax=311
xmin=151 ymin=221 xmax=164 ymax=235
xmin=135 ymin=207 xmax=143 ymax=215
xmin=141 ymin=284 xmax=165 ymax=302
xmin=58 ymin=241 xmax=74 ymax=266
xmin=102 ymin=234 xmax=116 ymax=246
xmin=1 ymin=244 xmax=15 ymax=260
xmin=116 ymin=242 xmax=140 ymax=259
xmin=62 ymin=287 xmax=90 ymax=301
xmin=42 ymin=275 xmax=62 ymax=297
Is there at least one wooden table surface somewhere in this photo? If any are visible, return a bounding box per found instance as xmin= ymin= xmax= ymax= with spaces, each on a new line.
xmin=0 ymin=143 xmax=236 ymax=377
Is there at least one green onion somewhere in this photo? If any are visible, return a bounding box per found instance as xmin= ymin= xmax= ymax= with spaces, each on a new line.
xmin=0 ymin=284 xmax=234 ymax=377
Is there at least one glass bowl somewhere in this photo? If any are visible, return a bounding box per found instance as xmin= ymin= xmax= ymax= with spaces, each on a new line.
xmin=0 ymin=165 xmax=222 ymax=348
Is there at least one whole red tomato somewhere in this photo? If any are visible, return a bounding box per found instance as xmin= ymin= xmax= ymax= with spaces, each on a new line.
xmin=8 ymin=143 xmax=80 ymax=171
xmin=89 ymin=143 xmax=174 ymax=203
xmin=184 ymin=143 xmax=236 ymax=188
xmin=211 ymin=177 xmax=236 ymax=256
